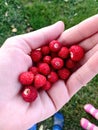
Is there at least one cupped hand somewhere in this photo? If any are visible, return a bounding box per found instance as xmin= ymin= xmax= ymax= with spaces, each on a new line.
xmin=1 ymin=14 xmax=98 ymax=130
xmin=59 ymin=14 xmax=98 ymax=98
xmin=0 ymin=21 xmax=64 ymax=130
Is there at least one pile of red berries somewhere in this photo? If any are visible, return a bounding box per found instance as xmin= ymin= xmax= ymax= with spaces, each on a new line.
xmin=18 ymin=40 xmax=84 ymax=102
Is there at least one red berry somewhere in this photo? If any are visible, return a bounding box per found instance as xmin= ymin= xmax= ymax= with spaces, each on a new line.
xmin=42 ymin=81 xmax=52 ymax=90
xmin=58 ymin=46 xmax=69 ymax=59
xmin=58 ymin=68 xmax=70 ymax=80
xmin=34 ymin=74 xmax=46 ymax=89
xmin=31 ymin=50 xmax=42 ymax=62
xmin=38 ymin=63 xmax=51 ymax=75
xmin=49 ymin=40 xmax=61 ymax=52
xmin=43 ymin=55 xmax=52 ymax=64
xmin=47 ymin=71 xmax=58 ymax=83
xmin=28 ymin=66 xmax=38 ymax=75
xmin=41 ymin=45 xmax=50 ymax=55
xmin=22 ymin=86 xmax=38 ymax=102
xmin=51 ymin=57 xmax=64 ymax=69
xmin=69 ymin=45 xmax=84 ymax=61
xmin=19 ymin=72 xmax=34 ymax=85
xmin=65 ymin=59 xmax=76 ymax=69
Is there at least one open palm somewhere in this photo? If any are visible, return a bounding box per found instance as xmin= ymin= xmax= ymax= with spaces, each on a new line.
xmin=0 ymin=15 xmax=98 ymax=130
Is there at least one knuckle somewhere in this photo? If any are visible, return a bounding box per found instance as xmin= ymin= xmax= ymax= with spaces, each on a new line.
xmin=75 ymin=72 xmax=85 ymax=87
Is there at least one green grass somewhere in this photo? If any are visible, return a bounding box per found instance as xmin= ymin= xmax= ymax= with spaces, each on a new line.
xmin=23 ymin=0 xmax=98 ymax=30
xmin=1 ymin=0 xmax=98 ymax=129
xmin=0 ymin=0 xmax=28 ymax=44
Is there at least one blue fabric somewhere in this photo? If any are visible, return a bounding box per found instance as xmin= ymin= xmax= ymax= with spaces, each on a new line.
xmin=28 ymin=124 xmax=37 ymax=130
xmin=52 ymin=125 xmax=62 ymax=130
xmin=53 ymin=112 xmax=64 ymax=129
xmin=28 ymin=112 xmax=64 ymax=130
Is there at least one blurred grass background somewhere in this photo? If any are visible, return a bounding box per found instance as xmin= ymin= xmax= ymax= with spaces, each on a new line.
xmin=0 ymin=0 xmax=98 ymax=129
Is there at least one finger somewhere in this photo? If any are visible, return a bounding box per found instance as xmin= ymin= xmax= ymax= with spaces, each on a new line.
xmin=75 ymin=44 xmax=98 ymax=68
xmin=26 ymin=91 xmax=56 ymax=125
xmin=26 ymin=81 xmax=69 ymax=124
xmin=71 ymin=33 xmax=98 ymax=68
xmin=70 ymin=33 xmax=98 ymax=70
xmin=66 ymin=51 xmax=98 ymax=97
xmin=58 ymin=14 xmax=98 ymax=45
xmin=2 ymin=21 xmax=64 ymax=54
xmin=84 ymin=104 xmax=98 ymax=120
xmin=80 ymin=118 xmax=98 ymax=130
xmin=27 ymin=80 xmax=69 ymax=125
xmin=20 ymin=21 xmax=64 ymax=50
xmin=47 ymin=80 xmax=70 ymax=110
xmin=79 ymin=33 xmax=98 ymax=51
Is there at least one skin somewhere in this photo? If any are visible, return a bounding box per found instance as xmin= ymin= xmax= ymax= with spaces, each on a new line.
xmin=1 ymin=14 xmax=98 ymax=130
xmin=80 ymin=118 xmax=98 ymax=130
xmin=80 ymin=104 xmax=98 ymax=130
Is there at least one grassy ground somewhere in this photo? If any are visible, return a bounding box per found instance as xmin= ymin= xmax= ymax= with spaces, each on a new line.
xmin=1 ymin=0 xmax=98 ymax=129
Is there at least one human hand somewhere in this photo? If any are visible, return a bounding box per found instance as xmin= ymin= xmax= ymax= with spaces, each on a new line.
xmin=58 ymin=14 xmax=98 ymax=98
xmin=80 ymin=104 xmax=98 ymax=130
xmin=1 ymin=14 xmax=98 ymax=130
xmin=0 ymin=22 xmax=64 ymax=130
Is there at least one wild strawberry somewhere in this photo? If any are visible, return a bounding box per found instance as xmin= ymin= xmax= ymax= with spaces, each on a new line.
xmin=41 ymin=45 xmax=50 ymax=55
xmin=49 ymin=40 xmax=61 ymax=52
xmin=42 ymin=81 xmax=52 ymax=90
xmin=31 ymin=49 xmax=42 ymax=62
xmin=43 ymin=55 xmax=52 ymax=64
xmin=28 ymin=66 xmax=38 ymax=75
xmin=22 ymin=86 xmax=38 ymax=102
xmin=58 ymin=68 xmax=70 ymax=80
xmin=47 ymin=71 xmax=58 ymax=83
xmin=38 ymin=63 xmax=51 ymax=75
xmin=19 ymin=72 xmax=34 ymax=85
xmin=51 ymin=57 xmax=64 ymax=69
xmin=34 ymin=74 xmax=46 ymax=89
xmin=69 ymin=45 xmax=84 ymax=61
xmin=58 ymin=46 xmax=69 ymax=59
xmin=65 ymin=59 xmax=76 ymax=69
